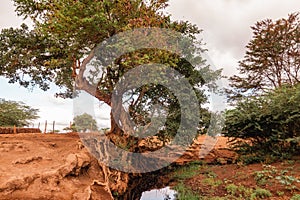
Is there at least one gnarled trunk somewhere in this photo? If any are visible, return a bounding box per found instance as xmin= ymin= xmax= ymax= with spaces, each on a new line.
xmin=107 ymin=110 xmax=139 ymax=152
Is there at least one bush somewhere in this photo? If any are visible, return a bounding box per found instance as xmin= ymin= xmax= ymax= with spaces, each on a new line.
xmin=251 ymin=188 xmax=272 ymax=199
xmin=291 ymin=194 xmax=300 ymax=200
xmin=224 ymin=84 xmax=300 ymax=163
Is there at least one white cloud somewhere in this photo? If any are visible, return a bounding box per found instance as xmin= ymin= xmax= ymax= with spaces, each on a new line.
xmin=0 ymin=0 xmax=21 ymax=29
xmin=168 ymin=0 xmax=300 ymax=77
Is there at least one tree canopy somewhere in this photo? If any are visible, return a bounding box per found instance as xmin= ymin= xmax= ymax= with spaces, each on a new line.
xmin=228 ymin=12 xmax=300 ymax=100
xmin=0 ymin=98 xmax=39 ymax=127
xmin=1 ymin=0 xmax=203 ymax=97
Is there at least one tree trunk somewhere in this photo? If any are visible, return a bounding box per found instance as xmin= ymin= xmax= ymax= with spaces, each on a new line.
xmin=107 ymin=110 xmax=139 ymax=152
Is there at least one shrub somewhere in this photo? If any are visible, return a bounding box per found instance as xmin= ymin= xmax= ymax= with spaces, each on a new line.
xmin=291 ymin=194 xmax=300 ymax=200
xmin=224 ymin=84 xmax=300 ymax=163
xmin=251 ymin=188 xmax=272 ymax=199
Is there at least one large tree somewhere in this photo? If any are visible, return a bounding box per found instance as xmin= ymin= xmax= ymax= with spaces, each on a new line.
xmin=0 ymin=0 xmax=221 ymax=149
xmin=0 ymin=98 xmax=39 ymax=127
xmin=228 ymin=13 xmax=300 ymax=100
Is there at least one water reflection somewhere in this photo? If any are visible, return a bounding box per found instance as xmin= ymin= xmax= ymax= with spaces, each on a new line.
xmin=140 ymin=187 xmax=177 ymax=200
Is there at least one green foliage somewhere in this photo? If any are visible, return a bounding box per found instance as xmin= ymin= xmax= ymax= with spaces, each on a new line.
xmin=202 ymin=177 xmax=222 ymax=187
xmin=73 ymin=113 xmax=98 ymax=132
xmin=250 ymin=188 xmax=272 ymax=199
xmin=225 ymin=184 xmax=238 ymax=196
xmin=0 ymin=98 xmax=39 ymax=127
xmin=253 ymin=165 xmax=300 ymax=191
xmin=174 ymin=182 xmax=199 ymax=200
xmin=253 ymin=165 xmax=277 ymax=186
xmin=1 ymin=0 xmax=179 ymax=97
xmin=225 ymin=183 xmax=271 ymax=200
xmin=291 ymin=194 xmax=300 ymax=200
xmin=275 ymin=173 xmax=300 ymax=191
xmin=0 ymin=0 xmax=211 ymax=99
xmin=276 ymin=191 xmax=284 ymax=196
xmin=225 ymin=13 xmax=300 ymax=163
xmin=172 ymin=161 xmax=203 ymax=180
xmin=224 ymin=84 xmax=300 ymax=162
xmin=225 ymin=184 xmax=248 ymax=198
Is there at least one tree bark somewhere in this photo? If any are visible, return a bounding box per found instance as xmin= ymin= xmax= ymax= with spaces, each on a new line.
xmin=75 ymin=50 xmax=139 ymax=150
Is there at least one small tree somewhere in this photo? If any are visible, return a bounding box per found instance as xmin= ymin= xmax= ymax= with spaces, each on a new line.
xmin=73 ymin=113 xmax=98 ymax=132
xmin=0 ymin=98 xmax=39 ymax=127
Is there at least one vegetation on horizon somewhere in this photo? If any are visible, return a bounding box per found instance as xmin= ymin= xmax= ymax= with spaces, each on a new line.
xmin=0 ymin=98 xmax=39 ymax=127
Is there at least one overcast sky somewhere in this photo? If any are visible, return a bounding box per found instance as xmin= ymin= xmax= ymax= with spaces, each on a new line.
xmin=0 ymin=0 xmax=299 ymax=130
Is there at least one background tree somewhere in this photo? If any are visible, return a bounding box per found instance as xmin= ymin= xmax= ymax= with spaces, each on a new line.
xmin=0 ymin=0 xmax=221 ymax=149
xmin=224 ymin=13 xmax=300 ymax=163
xmin=73 ymin=113 xmax=98 ymax=132
xmin=228 ymin=13 xmax=300 ymax=100
xmin=0 ymin=98 xmax=39 ymax=127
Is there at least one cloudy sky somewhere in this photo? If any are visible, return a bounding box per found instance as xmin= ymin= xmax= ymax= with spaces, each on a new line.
xmin=0 ymin=0 xmax=299 ymax=130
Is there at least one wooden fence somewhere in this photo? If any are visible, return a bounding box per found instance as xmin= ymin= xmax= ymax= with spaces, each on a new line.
xmin=0 ymin=127 xmax=41 ymax=134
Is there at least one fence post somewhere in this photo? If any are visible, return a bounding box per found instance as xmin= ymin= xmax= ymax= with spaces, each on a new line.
xmin=44 ymin=120 xmax=47 ymax=134
xmin=13 ymin=125 xmax=17 ymax=134
xmin=53 ymin=121 xmax=55 ymax=133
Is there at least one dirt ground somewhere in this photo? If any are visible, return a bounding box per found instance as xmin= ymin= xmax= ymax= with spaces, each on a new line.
xmin=0 ymin=133 xmax=299 ymax=199
xmin=0 ymin=133 xmax=114 ymax=200
xmin=172 ymin=136 xmax=300 ymax=200
xmin=181 ymin=160 xmax=300 ymax=199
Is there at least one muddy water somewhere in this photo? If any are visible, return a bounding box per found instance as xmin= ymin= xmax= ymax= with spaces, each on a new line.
xmin=115 ymin=165 xmax=177 ymax=200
